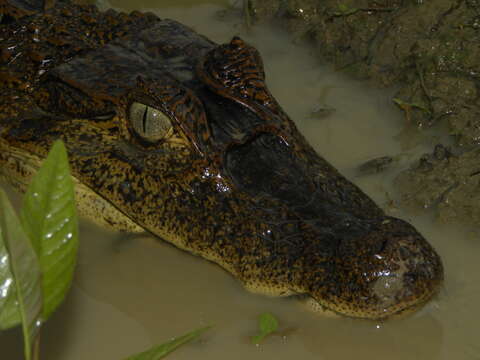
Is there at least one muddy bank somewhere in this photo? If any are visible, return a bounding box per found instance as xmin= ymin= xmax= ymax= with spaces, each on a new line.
xmin=394 ymin=144 xmax=480 ymax=224
xmin=246 ymin=0 xmax=480 ymax=224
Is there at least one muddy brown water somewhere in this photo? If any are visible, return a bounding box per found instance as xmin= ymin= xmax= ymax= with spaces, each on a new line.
xmin=2 ymin=1 xmax=480 ymax=359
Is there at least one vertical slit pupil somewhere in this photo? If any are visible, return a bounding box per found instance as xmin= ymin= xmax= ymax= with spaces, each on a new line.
xmin=142 ymin=106 xmax=149 ymax=133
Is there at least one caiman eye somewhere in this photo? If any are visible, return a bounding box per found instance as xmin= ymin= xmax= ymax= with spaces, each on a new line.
xmin=129 ymin=102 xmax=172 ymax=142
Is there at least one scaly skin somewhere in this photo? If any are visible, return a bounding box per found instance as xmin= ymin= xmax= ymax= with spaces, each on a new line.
xmin=0 ymin=0 xmax=443 ymax=318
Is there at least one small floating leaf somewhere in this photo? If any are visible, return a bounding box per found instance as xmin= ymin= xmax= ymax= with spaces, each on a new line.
xmin=334 ymin=3 xmax=358 ymax=15
xmin=20 ymin=140 xmax=79 ymax=320
xmin=0 ymin=189 xmax=42 ymax=359
xmin=392 ymin=98 xmax=430 ymax=113
xmin=126 ymin=326 xmax=211 ymax=360
xmin=252 ymin=312 xmax=279 ymax=344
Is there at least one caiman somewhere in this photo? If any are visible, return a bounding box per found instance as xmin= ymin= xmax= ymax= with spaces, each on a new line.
xmin=0 ymin=0 xmax=443 ymax=319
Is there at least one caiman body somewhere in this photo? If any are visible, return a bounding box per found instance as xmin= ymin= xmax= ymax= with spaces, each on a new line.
xmin=0 ymin=0 xmax=443 ymax=318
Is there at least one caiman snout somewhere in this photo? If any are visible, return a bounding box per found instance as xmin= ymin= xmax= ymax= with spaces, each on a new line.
xmin=198 ymin=37 xmax=443 ymax=318
xmin=225 ymin=133 xmax=443 ymax=319
xmin=309 ymin=218 xmax=444 ymax=318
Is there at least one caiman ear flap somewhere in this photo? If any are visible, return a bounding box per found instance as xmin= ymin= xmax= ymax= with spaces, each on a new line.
xmin=197 ymin=36 xmax=296 ymax=140
xmin=197 ymin=36 xmax=268 ymax=104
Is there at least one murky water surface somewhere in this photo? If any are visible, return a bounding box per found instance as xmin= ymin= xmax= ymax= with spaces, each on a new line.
xmin=2 ymin=1 xmax=480 ymax=359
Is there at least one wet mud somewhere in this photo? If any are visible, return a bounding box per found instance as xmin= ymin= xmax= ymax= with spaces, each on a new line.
xmin=246 ymin=0 xmax=480 ymax=223
xmin=395 ymin=144 xmax=480 ymax=224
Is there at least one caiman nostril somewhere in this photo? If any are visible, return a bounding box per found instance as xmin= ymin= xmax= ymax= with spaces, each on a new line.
xmin=309 ymin=216 xmax=443 ymax=318
xmin=367 ymin=228 xmax=444 ymax=314
xmin=372 ymin=272 xmax=404 ymax=307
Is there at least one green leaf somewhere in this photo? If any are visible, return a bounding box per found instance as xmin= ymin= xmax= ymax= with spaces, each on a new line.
xmin=252 ymin=312 xmax=279 ymax=344
xmin=334 ymin=3 xmax=358 ymax=15
xmin=126 ymin=326 xmax=211 ymax=360
xmin=0 ymin=189 xmax=42 ymax=359
xmin=0 ymin=221 xmax=21 ymax=329
xmin=392 ymin=98 xmax=431 ymax=113
xmin=20 ymin=140 xmax=79 ymax=320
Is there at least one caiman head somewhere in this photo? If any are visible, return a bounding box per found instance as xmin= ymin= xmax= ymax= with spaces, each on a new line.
xmin=0 ymin=17 xmax=443 ymax=319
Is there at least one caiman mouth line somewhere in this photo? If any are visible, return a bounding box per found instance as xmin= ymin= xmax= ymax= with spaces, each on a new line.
xmin=0 ymin=0 xmax=444 ymax=319
xmin=303 ymin=293 xmax=435 ymax=320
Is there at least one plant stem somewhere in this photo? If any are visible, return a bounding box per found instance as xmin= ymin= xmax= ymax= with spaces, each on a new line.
xmin=32 ymin=332 xmax=41 ymax=360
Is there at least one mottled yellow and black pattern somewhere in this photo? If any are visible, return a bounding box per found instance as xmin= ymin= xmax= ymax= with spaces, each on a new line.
xmin=0 ymin=0 xmax=443 ymax=319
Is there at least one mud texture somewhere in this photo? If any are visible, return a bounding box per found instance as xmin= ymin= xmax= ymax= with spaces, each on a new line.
xmin=394 ymin=144 xmax=480 ymax=224
xmin=247 ymin=0 xmax=480 ymax=224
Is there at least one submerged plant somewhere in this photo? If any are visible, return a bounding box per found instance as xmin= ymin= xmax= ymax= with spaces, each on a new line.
xmin=252 ymin=312 xmax=279 ymax=344
xmin=127 ymin=326 xmax=211 ymax=360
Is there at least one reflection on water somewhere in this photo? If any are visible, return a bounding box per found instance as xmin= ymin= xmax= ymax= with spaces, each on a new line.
xmin=2 ymin=1 xmax=480 ymax=359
